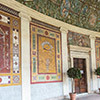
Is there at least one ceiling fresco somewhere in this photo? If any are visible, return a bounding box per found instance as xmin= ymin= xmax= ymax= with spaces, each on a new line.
xmin=16 ymin=0 xmax=100 ymax=32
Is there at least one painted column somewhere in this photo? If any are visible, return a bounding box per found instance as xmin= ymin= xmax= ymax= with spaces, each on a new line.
xmin=60 ymin=27 xmax=69 ymax=97
xmin=19 ymin=12 xmax=31 ymax=100
xmin=90 ymin=35 xmax=98 ymax=91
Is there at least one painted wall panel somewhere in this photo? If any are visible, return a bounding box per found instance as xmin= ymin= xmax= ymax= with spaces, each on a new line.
xmin=30 ymin=21 xmax=63 ymax=84
xmin=68 ymin=31 xmax=90 ymax=47
xmin=0 ymin=4 xmax=22 ymax=100
xmin=95 ymin=38 xmax=100 ymax=80
xmin=95 ymin=38 xmax=100 ymax=69
xmin=0 ymin=8 xmax=21 ymax=86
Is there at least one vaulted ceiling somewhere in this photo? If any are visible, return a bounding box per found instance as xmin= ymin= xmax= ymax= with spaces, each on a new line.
xmin=16 ymin=0 xmax=100 ymax=32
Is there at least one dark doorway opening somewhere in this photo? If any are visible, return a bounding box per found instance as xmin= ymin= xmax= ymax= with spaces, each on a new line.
xmin=73 ymin=58 xmax=87 ymax=93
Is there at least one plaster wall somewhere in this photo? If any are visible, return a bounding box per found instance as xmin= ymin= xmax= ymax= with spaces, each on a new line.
xmin=0 ymin=86 xmax=21 ymax=100
xmin=98 ymin=79 xmax=100 ymax=88
xmin=31 ymin=83 xmax=63 ymax=100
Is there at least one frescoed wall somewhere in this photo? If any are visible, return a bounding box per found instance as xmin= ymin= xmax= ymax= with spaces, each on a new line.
xmin=95 ymin=37 xmax=100 ymax=88
xmin=0 ymin=4 xmax=21 ymax=86
xmin=95 ymin=38 xmax=100 ymax=68
xmin=30 ymin=20 xmax=62 ymax=84
xmin=68 ymin=31 xmax=90 ymax=47
xmin=16 ymin=0 xmax=100 ymax=32
xmin=0 ymin=0 xmax=100 ymax=100
xmin=0 ymin=3 xmax=22 ymax=100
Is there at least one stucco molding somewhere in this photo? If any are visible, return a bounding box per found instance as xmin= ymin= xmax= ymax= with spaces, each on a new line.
xmin=0 ymin=3 xmax=19 ymax=17
xmin=70 ymin=47 xmax=91 ymax=93
xmin=19 ymin=12 xmax=31 ymax=21
xmin=89 ymin=35 xmax=96 ymax=40
xmin=69 ymin=45 xmax=91 ymax=53
xmin=60 ymin=27 xmax=68 ymax=34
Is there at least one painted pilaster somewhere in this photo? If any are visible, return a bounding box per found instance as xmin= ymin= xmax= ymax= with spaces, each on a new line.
xmin=90 ymin=35 xmax=98 ymax=91
xmin=60 ymin=27 xmax=69 ymax=97
xmin=19 ymin=12 xmax=31 ymax=100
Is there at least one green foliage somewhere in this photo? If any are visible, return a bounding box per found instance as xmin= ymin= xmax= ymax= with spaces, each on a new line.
xmin=67 ymin=68 xmax=82 ymax=79
xmin=95 ymin=67 xmax=100 ymax=76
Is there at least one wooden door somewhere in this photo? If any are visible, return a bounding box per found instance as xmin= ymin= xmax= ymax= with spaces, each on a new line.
xmin=74 ymin=58 xmax=87 ymax=93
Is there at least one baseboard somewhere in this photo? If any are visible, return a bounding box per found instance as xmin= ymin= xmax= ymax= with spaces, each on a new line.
xmin=76 ymin=93 xmax=88 ymax=98
xmin=45 ymin=96 xmax=64 ymax=100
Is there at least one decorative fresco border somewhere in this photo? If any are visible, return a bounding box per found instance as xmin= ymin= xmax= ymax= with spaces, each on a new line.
xmin=31 ymin=18 xmax=60 ymax=31
xmin=30 ymin=21 xmax=63 ymax=84
xmin=0 ymin=8 xmax=21 ymax=86
xmin=0 ymin=3 xmax=19 ymax=17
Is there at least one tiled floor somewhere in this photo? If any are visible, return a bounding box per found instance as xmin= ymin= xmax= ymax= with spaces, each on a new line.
xmin=64 ymin=94 xmax=100 ymax=100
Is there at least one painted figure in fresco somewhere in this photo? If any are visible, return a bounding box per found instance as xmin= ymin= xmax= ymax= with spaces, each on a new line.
xmin=81 ymin=35 xmax=89 ymax=47
xmin=73 ymin=33 xmax=79 ymax=46
xmin=0 ymin=27 xmax=10 ymax=73
xmin=61 ymin=0 xmax=70 ymax=18
xmin=68 ymin=32 xmax=73 ymax=45
xmin=68 ymin=31 xmax=90 ymax=47
xmin=78 ymin=35 xmax=83 ymax=46
xmin=89 ymin=14 xmax=97 ymax=26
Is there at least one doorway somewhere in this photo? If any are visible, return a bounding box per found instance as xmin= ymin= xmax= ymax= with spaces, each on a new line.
xmin=73 ymin=58 xmax=87 ymax=93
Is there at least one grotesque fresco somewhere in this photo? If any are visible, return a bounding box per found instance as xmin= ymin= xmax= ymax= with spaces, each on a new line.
xmin=16 ymin=0 xmax=100 ymax=32
xmin=0 ymin=7 xmax=21 ymax=86
xmin=30 ymin=21 xmax=62 ymax=84
xmin=95 ymin=38 xmax=100 ymax=68
xmin=38 ymin=35 xmax=56 ymax=74
xmin=68 ymin=31 xmax=90 ymax=47
xmin=0 ymin=25 xmax=10 ymax=73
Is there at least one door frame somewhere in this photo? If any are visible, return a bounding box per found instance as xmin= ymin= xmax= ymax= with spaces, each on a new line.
xmin=73 ymin=58 xmax=87 ymax=93
xmin=69 ymin=45 xmax=91 ymax=93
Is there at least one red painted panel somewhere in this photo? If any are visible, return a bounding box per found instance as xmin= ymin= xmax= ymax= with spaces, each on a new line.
xmin=0 ymin=24 xmax=10 ymax=73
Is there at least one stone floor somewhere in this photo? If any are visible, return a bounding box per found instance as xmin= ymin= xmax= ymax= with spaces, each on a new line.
xmin=76 ymin=94 xmax=100 ymax=100
xmin=64 ymin=94 xmax=100 ymax=100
